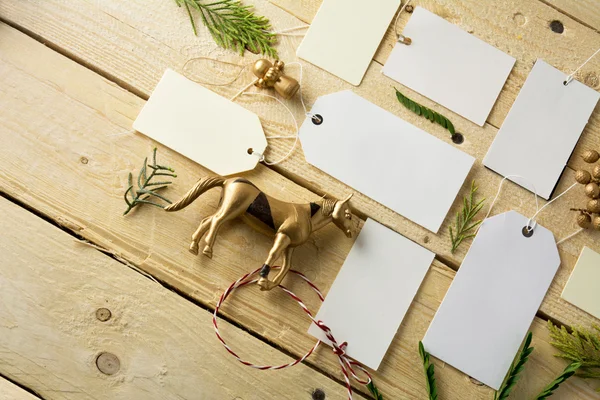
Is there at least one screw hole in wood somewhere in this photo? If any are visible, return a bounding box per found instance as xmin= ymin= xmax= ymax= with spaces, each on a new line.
xmin=549 ymin=20 xmax=564 ymax=34
xmin=451 ymin=133 xmax=464 ymax=144
xmin=311 ymin=388 xmax=326 ymax=400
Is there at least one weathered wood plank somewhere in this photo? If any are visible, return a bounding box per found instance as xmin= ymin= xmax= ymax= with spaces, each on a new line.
xmin=543 ymin=0 xmax=600 ymax=31
xmin=0 ymin=378 xmax=40 ymax=400
xmin=2 ymin=0 xmax=598 ymax=334
xmin=0 ymin=196 xmax=359 ymax=400
xmin=0 ymin=20 xmax=599 ymax=400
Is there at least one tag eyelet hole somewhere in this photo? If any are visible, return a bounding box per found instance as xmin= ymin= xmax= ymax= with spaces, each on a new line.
xmin=247 ymin=148 xmax=253 ymax=155
xmin=522 ymin=226 xmax=534 ymax=238
xmin=311 ymin=114 xmax=323 ymax=125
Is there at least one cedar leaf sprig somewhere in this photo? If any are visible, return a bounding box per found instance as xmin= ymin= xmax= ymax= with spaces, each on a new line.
xmin=367 ymin=381 xmax=384 ymax=400
xmin=395 ymin=88 xmax=456 ymax=137
xmin=548 ymin=322 xmax=600 ymax=383
xmin=534 ymin=362 xmax=581 ymax=399
xmin=419 ymin=342 xmax=438 ymax=400
xmin=174 ymin=0 xmax=277 ymax=57
xmin=494 ymin=332 xmax=534 ymax=400
xmin=123 ymin=148 xmax=177 ymax=215
xmin=449 ymin=181 xmax=485 ymax=253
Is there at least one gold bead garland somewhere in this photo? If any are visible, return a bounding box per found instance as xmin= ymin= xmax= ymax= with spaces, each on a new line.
xmin=572 ymin=149 xmax=600 ymax=230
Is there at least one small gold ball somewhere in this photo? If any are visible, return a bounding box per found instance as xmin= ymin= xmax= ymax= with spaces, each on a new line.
xmin=583 ymin=150 xmax=600 ymax=164
xmin=585 ymin=182 xmax=600 ymax=199
xmin=577 ymin=212 xmax=591 ymax=229
xmin=588 ymin=199 xmax=600 ymax=213
xmin=593 ymin=165 xmax=600 ymax=179
xmin=593 ymin=216 xmax=600 ymax=231
xmin=576 ymin=170 xmax=592 ymax=184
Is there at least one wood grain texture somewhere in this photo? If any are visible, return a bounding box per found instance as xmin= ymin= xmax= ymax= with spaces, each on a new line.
xmin=0 ymin=196 xmax=359 ymax=400
xmin=0 ymin=378 xmax=39 ymax=400
xmin=2 ymin=0 xmax=598 ymax=333
xmin=543 ymin=0 xmax=600 ymax=31
xmin=0 ymin=21 xmax=599 ymax=400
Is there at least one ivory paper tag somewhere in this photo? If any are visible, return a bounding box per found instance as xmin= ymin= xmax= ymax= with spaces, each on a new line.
xmin=422 ymin=211 xmax=560 ymax=390
xmin=382 ymin=7 xmax=515 ymax=126
xmin=133 ymin=69 xmax=266 ymax=176
xmin=299 ymin=90 xmax=474 ymax=233
xmin=308 ymin=219 xmax=434 ymax=370
xmin=562 ymin=247 xmax=600 ymax=319
xmin=297 ymin=0 xmax=400 ymax=86
xmin=484 ymin=59 xmax=600 ymax=200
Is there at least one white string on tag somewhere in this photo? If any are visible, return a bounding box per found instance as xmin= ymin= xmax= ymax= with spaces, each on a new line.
xmin=393 ymin=0 xmax=412 ymax=45
xmin=183 ymin=58 xmax=311 ymax=166
xmin=564 ymin=47 xmax=600 ymax=85
xmin=271 ymin=25 xmax=309 ymax=37
xmin=482 ymin=175 xmax=581 ymax=244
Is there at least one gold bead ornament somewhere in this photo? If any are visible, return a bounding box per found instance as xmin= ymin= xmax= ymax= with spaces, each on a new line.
xmin=585 ymin=182 xmax=600 ymax=199
xmin=576 ymin=170 xmax=592 ymax=184
xmin=583 ymin=150 xmax=600 ymax=163
xmin=572 ymin=148 xmax=600 ymax=230
xmin=252 ymin=59 xmax=300 ymax=100
xmin=577 ymin=212 xmax=591 ymax=228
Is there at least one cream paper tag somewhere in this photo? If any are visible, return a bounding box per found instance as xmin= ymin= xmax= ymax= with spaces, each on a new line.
xmin=297 ymin=0 xmax=400 ymax=86
xmin=382 ymin=7 xmax=515 ymax=126
xmin=484 ymin=59 xmax=600 ymax=200
xmin=133 ymin=69 xmax=266 ymax=176
xmin=308 ymin=219 xmax=434 ymax=370
xmin=422 ymin=211 xmax=561 ymax=390
xmin=299 ymin=90 xmax=474 ymax=233
xmin=561 ymin=246 xmax=600 ymax=319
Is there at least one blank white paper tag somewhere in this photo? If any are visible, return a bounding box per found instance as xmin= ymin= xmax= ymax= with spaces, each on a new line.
xmin=382 ymin=7 xmax=515 ymax=126
xmin=484 ymin=59 xmax=600 ymax=200
xmin=297 ymin=0 xmax=400 ymax=86
xmin=308 ymin=219 xmax=434 ymax=370
xmin=299 ymin=90 xmax=474 ymax=233
xmin=561 ymin=246 xmax=600 ymax=319
xmin=133 ymin=69 xmax=266 ymax=176
xmin=423 ymin=211 xmax=560 ymax=389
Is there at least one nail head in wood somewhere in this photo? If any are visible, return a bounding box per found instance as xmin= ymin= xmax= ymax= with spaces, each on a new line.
xmin=96 ymin=308 xmax=111 ymax=322
xmin=96 ymin=352 xmax=120 ymax=375
xmin=80 ymin=156 xmax=89 ymax=164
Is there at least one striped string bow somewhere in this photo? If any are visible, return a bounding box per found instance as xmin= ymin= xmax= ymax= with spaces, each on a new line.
xmin=213 ymin=266 xmax=374 ymax=400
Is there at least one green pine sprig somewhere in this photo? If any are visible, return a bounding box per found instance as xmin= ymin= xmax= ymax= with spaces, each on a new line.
xmin=419 ymin=342 xmax=438 ymax=400
xmin=494 ymin=332 xmax=534 ymax=400
xmin=449 ymin=181 xmax=485 ymax=254
xmin=367 ymin=380 xmax=384 ymax=400
xmin=534 ymin=362 xmax=581 ymax=399
xmin=395 ymin=88 xmax=456 ymax=137
xmin=548 ymin=322 xmax=600 ymax=384
xmin=174 ymin=0 xmax=277 ymax=57
xmin=123 ymin=148 xmax=177 ymax=215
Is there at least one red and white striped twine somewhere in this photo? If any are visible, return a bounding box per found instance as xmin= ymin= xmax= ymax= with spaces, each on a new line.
xmin=213 ymin=266 xmax=373 ymax=400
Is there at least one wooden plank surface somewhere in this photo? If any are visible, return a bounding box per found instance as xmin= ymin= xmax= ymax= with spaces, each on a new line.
xmin=543 ymin=0 xmax=600 ymax=31
xmin=0 ymin=378 xmax=40 ymax=400
xmin=2 ymin=0 xmax=599 ymax=334
xmin=0 ymin=195 xmax=359 ymax=400
xmin=0 ymin=19 xmax=599 ymax=400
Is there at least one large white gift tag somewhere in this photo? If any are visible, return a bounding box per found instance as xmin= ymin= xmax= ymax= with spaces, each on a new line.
xmin=299 ymin=90 xmax=474 ymax=233
xmin=422 ymin=211 xmax=561 ymax=389
xmin=382 ymin=7 xmax=515 ymax=126
xmin=297 ymin=0 xmax=400 ymax=86
xmin=561 ymin=246 xmax=600 ymax=319
xmin=484 ymin=59 xmax=600 ymax=200
xmin=308 ymin=219 xmax=434 ymax=370
xmin=133 ymin=69 xmax=267 ymax=176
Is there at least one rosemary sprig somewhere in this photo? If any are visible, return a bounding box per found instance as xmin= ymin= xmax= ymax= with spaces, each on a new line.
xmin=123 ymin=148 xmax=177 ymax=215
xmin=367 ymin=380 xmax=384 ymax=400
xmin=548 ymin=322 xmax=600 ymax=385
xmin=395 ymin=88 xmax=456 ymax=137
xmin=173 ymin=0 xmax=277 ymax=57
xmin=419 ymin=342 xmax=438 ymax=400
xmin=534 ymin=362 xmax=581 ymax=399
xmin=494 ymin=332 xmax=534 ymax=400
xmin=449 ymin=181 xmax=485 ymax=253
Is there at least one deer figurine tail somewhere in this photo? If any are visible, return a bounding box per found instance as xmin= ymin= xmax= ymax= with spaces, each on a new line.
xmin=164 ymin=176 xmax=225 ymax=212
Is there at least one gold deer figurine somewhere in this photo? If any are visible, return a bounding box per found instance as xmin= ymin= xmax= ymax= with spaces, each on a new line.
xmin=165 ymin=177 xmax=356 ymax=291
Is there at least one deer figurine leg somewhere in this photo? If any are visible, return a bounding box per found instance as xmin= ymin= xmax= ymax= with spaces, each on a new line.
xmin=201 ymin=212 xmax=233 ymax=258
xmin=258 ymin=233 xmax=291 ymax=291
xmin=190 ymin=216 xmax=212 ymax=255
xmin=269 ymin=247 xmax=294 ymax=288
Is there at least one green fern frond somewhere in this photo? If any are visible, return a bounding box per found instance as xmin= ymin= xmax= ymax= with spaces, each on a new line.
xmin=494 ymin=332 xmax=534 ymax=400
xmin=174 ymin=0 xmax=277 ymax=57
xmin=419 ymin=342 xmax=438 ymax=400
xmin=534 ymin=362 xmax=581 ymax=399
xmin=450 ymin=181 xmax=485 ymax=253
xmin=367 ymin=380 xmax=384 ymax=400
xmin=395 ymin=88 xmax=456 ymax=137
